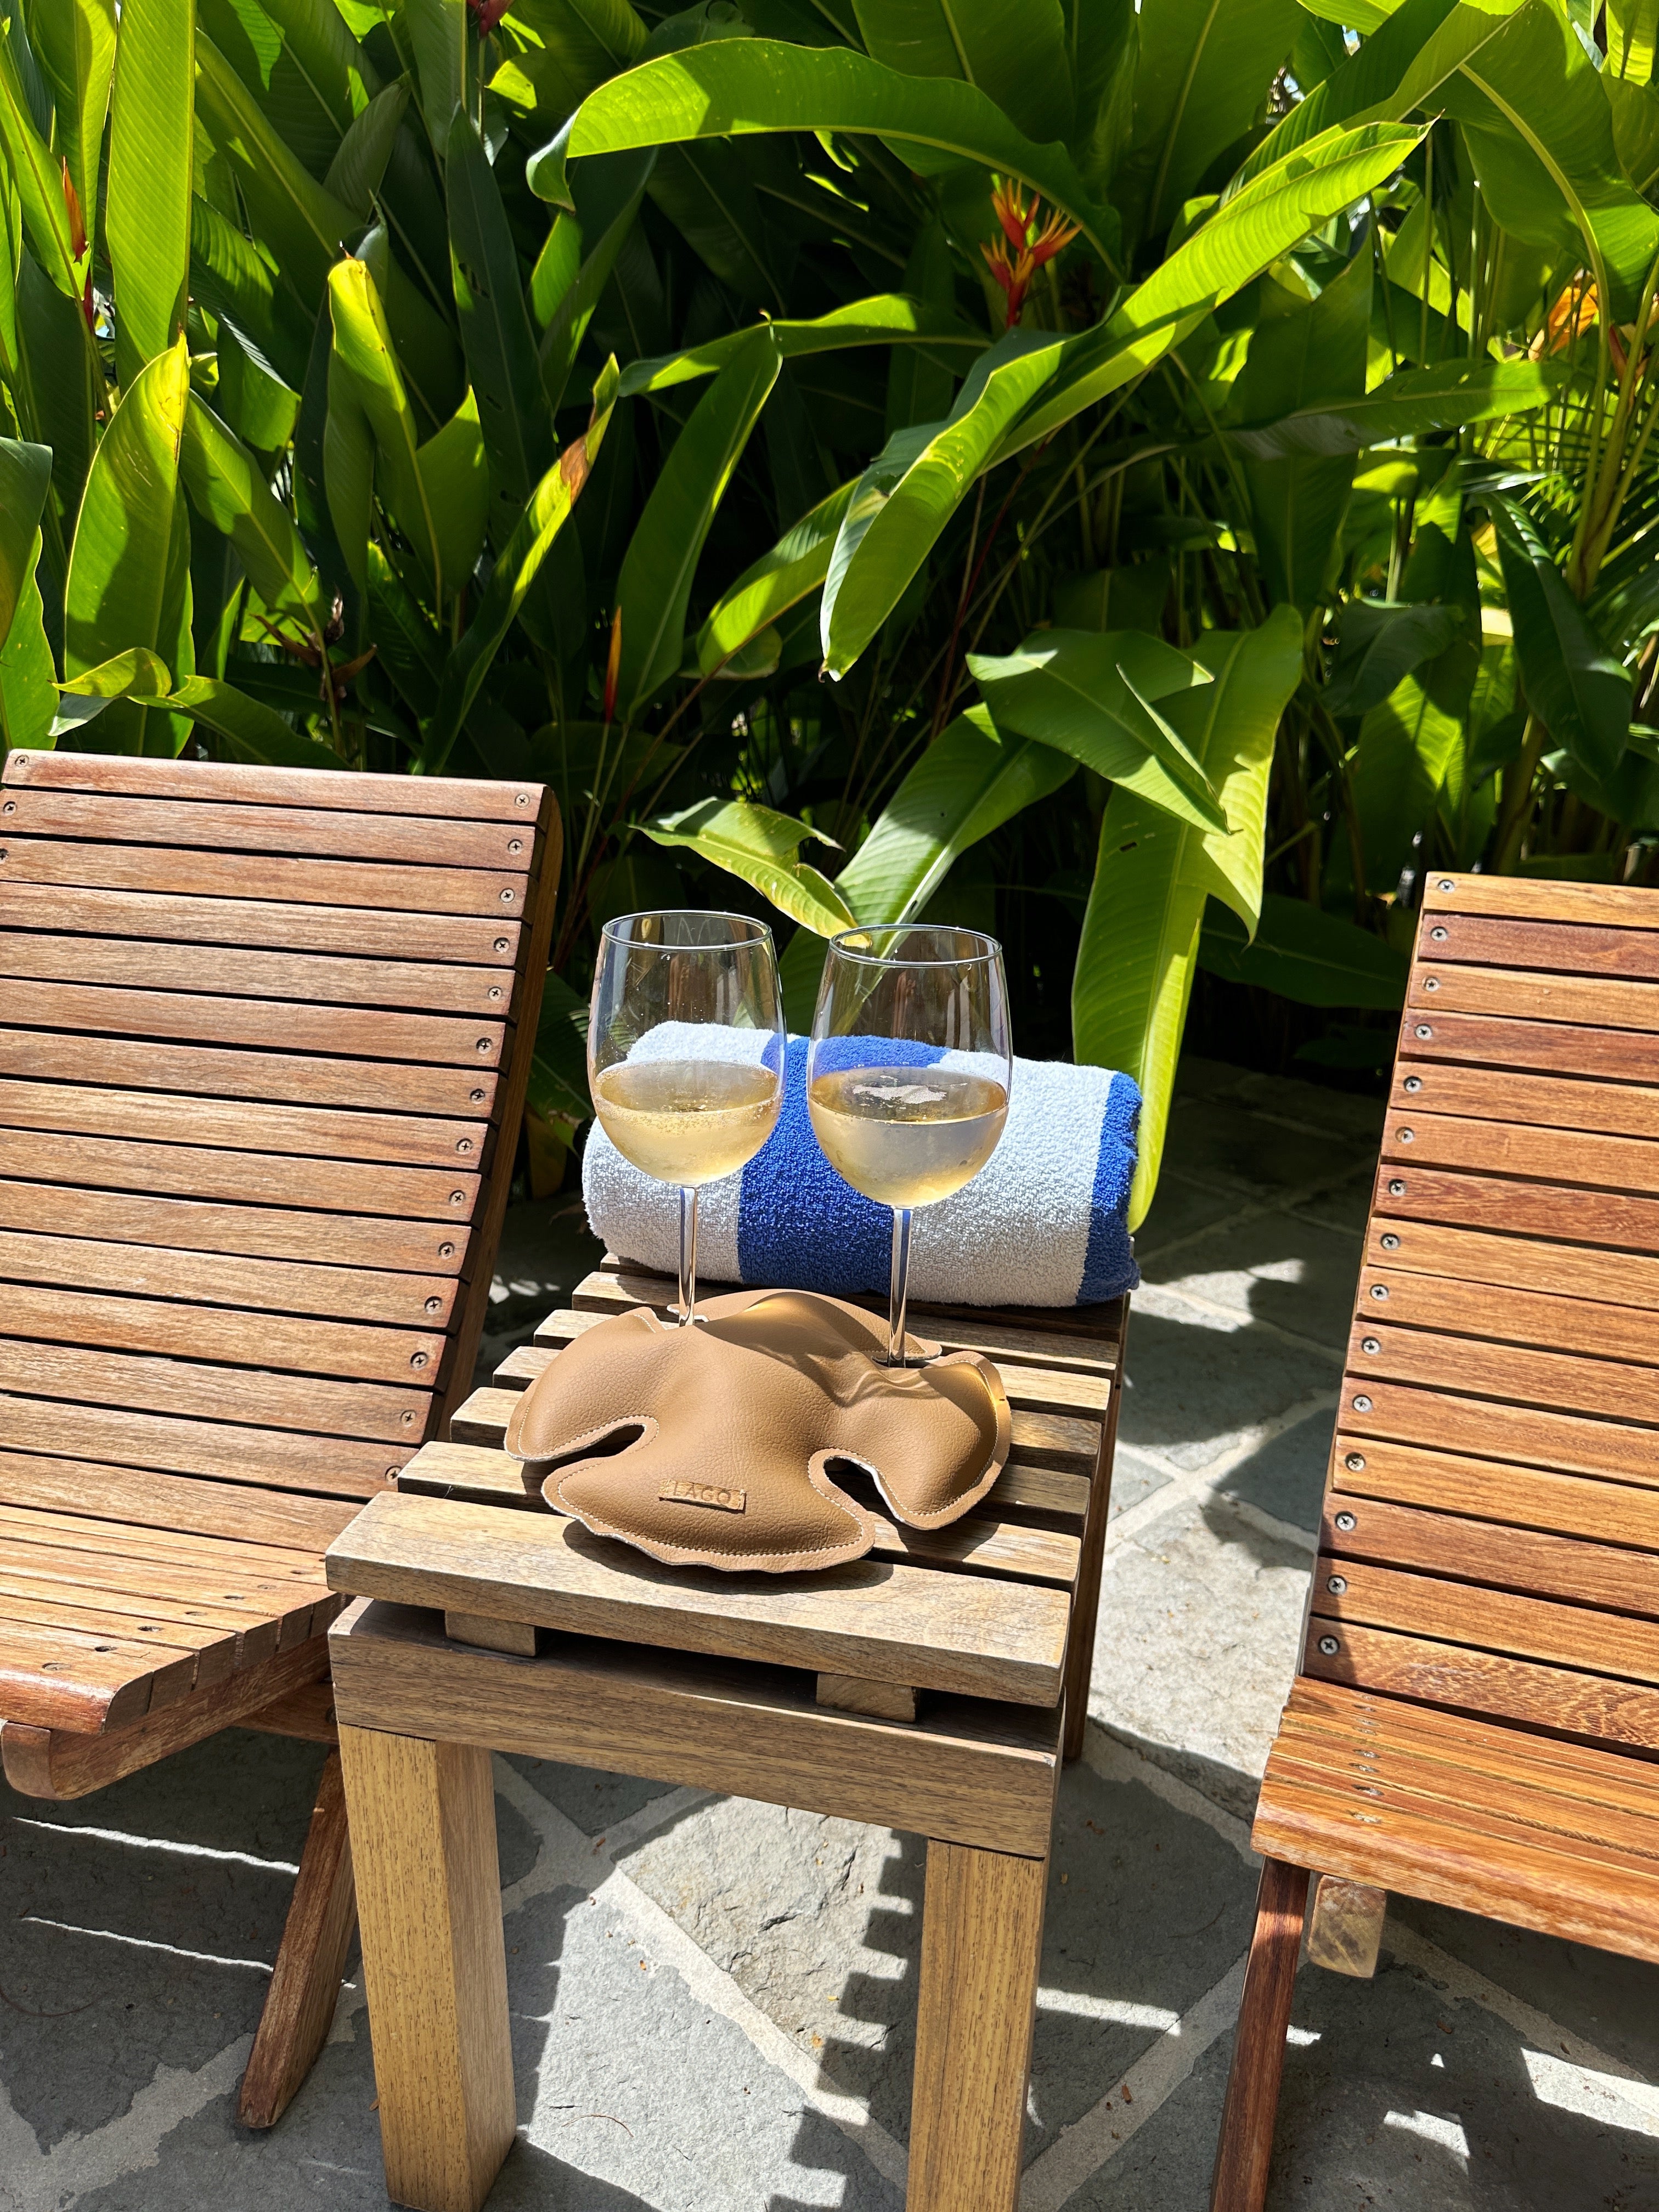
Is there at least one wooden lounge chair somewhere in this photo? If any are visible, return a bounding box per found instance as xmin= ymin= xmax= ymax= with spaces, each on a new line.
xmin=0 ymin=749 xmax=557 ymax=2129
xmin=1210 ymin=870 xmax=1659 ymax=2210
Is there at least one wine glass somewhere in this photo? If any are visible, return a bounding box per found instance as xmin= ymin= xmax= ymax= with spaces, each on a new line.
xmin=589 ymin=911 xmax=785 ymax=1326
xmin=808 ymin=925 xmax=1012 ymax=1366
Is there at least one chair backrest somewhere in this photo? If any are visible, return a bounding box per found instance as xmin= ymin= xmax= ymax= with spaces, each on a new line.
xmin=1313 ymin=871 xmax=1659 ymax=1753
xmin=0 ymin=749 xmax=558 ymax=1554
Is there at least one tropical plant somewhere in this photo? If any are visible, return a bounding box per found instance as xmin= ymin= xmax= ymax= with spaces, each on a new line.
xmin=1 ymin=0 xmax=1654 ymax=1223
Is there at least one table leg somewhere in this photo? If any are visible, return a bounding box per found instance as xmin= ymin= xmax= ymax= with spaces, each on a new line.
xmin=907 ymin=1837 xmax=1048 ymax=2212
xmin=338 ymin=1726 xmax=516 ymax=2212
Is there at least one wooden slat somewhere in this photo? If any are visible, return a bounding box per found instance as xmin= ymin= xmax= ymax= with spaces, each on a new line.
xmin=0 ymin=881 xmax=521 ymax=965
xmin=452 ymin=1381 xmax=1099 ymax=1478
xmin=0 ymin=1182 xmax=471 ymax=1273
xmin=1366 ymin=1217 xmax=1659 ymax=1309
xmin=1358 ymin=1267 xmax=1659 ymax=1365
xmin=403 ymin=1435 xmax=1092 ymax=1536
xmin=2 ymin=751 xmax=544 ymax=822
xmin=0 ymin=978 xmax=506 ymax=1068
xmin=0 ymin=1230 xmax=458 ymax=1328
xmin=0 ymin=1619 xmax=194 ymax=1732
xmin=1421 ymin=911 xmax=1659 ymax=982
xmin=395 ymin=1439 xmax=1081 ymax=1585
xmin=1323 ymin=1497 xmax=1659 ymax=1613
xmin=0 ymin=1589 xmax=252 ymax=1684
xmin=1421 ymin=873 xmax=1659 ymax=930
xmin=0 ymin=1281 xmax=443 ymax=1385
xmin=0 ymin=837 xmax=532 ymax=918
xmin=0 ymin=1128 xmax=481 ymax=1221
xmin=329 ymin=1597 xmax=1064 ymax=1859
xmin=0 ymin=1338 xmax=428 ymax=1444
xmin=1374 ymin=1162 xmax=1659 ymax=1253
xmin=1342 ymin=1378 xmax=1658 ymax=1486
xmin=0 ymin=1026 xmax=501 ymax=1117
xmin=0 ymin=1080 xmax=487 ymax=1170
xmin=0 ymin=1453 xmax=358 ymax=1549
xmin=0 ymin=789 xmax=532 ymax=871
xmin=0 ymin=1536 xmax=327 ymax=1627
xmin=326 ymin=1492 xmax=1070 ymax=1707
xmin=0 ymin=1398 xmax=409 ymax=1499
xmin=0 ymin=1500 xmax=332 ymax=1578
xmin=1332 ymin=1433 xmax=1659 ymax=1550
xmin=1390 ymin=1059 xmax=1659 ymax=1142
xmin=1312 ymin=1558 xmax=1659 ymax=1682
xmin=1409 ymin=961 xmax=1659 ymax=1033
xmin=0 ymin=931 xmax=517 ymax=1017
xmin=0 ymin=1635 xmax=330 ymax=1798
xmin=1380 ymin=1110 xmax=1659 ymax=1197
xmin=1279 ymin=1685 xmax=1659 ymax=1830
xmin=1265 ymin=1744 xmax=1659 ymax=1892
xmin=1304 ymin=1617 xmax=1659 ymax=1747
xmin=1400 ymin=1008 xmax=1659 ymax=1085
xmin=1351 ymin=1321 xmax=1659 ymax=1426
xmin=502 ymin=1329 xmax=1109 ymax=1421
xmin=1254 ymin=1773 xmax=1659 ymax=1965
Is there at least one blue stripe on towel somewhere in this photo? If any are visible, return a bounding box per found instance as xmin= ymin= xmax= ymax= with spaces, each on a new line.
xmin=737 ymin=1035 xmax=944 ymax=1294
xmin=1079 ymin=1070 xmax=1142 ymax=1303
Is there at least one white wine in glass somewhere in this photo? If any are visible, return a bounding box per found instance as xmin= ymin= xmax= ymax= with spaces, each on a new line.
xmin=808 ymin=926 xmax=1012 ymax=1365
xmin=589 ymin=912 xmax=785 ymax=1325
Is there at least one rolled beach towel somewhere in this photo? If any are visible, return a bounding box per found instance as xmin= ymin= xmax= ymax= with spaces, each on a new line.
xmin=583 ymin=1031 xmax=1140 ymax=1308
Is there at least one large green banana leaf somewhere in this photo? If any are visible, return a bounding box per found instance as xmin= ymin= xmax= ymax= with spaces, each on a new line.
xmin=968 ymin=629 xmax=1228 ymax=831
xmin=1490 ymin=495 xmax=1632 ymax=782
xmin=850 ymin=0 xmax=1075 ymax=147
xmin=328 ymin=255 xmax=443 ymax=600
xmin=1198 ymin=893 xmax=1410 ymax=1005
xmin=613 ymin=323 xmax=782 ymax=721
xmin=1115 ymin=0 xmax=1301 ymax=249
xmin=821 ymin=331 xmax=1065 ymax=676
xmin=422 ymin=358 xmax=620 ymax=773
xmin=0 ymin=19 xmax=78 ymax=296
xmin=63 ymin=338 xmax=192 ymax=755
xmin=447 ymin=110 xmax=553 ymax=546
xmin=58 ymin=650 xmax=344 ymax=768
xmin=27 ymin=0 xmax=116 ymax=240
xmin=778 ymin=705 xmax=1075 ymax=1024
xmin=106 ymin=0 xmax=194 ymax=377
xmin=619 ymin=296 xmax=986 ymax=397
xmin=1436 ymin=0 xmax=1659 ymax=320
xmin=1229 ymin=357 xmax=1564 ymax=456
xmin=696 ymin=477 xmax=856 ymax=674
xmin=0 ymin=436 xmax=50 ymax=644
xmin=180 ymin=395 xmax=326 ymax=631
xmin=644 ymin=797 xmax=856 ymax=935
xmin=528 ymin=39 xmax=1119 ymax=264
xmin=996 ymin=119 xmax=1425 ymax=459
xmin=1072 ymin=608 xmax=1302 ymax=1226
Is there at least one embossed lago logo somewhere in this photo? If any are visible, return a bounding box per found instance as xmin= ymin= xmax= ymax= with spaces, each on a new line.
xmin=658 ymin=1479 xmax=747 ymax=1513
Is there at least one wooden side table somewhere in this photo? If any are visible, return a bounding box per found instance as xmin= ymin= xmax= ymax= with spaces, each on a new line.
xmin=326 ymin=1261 xmax=1126 ymax=2212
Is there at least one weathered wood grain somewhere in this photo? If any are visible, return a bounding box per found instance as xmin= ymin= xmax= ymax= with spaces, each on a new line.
xmin=328 ymin=1599 xmax=1064 ymax=1858
xmin=1 ymin=788 xmax=531 ymax=871
xmin=0 ymin=836 xmax=531 ymax=918
xmin=0 ymin=880 xmax=522 ymax=965
xmin=2 ymin=749 xmax=544 ymax=822
xmin=327 ymin=1492 xmax=1070 ymax=1706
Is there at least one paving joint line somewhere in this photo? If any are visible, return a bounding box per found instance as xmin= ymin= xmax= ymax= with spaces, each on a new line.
xmin=492 ymin=1756 xmax=911 ymax=2193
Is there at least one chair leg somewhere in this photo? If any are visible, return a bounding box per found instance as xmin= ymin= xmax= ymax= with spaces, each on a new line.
xmin=238 ymin=1750 xmax=358 ymax=2129
xmin=1210 ymin=1858 xmax=1310 ymax=2212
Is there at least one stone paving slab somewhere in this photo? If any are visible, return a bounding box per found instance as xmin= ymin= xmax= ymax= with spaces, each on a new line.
xmin=4 ymin=1059 xmax=1659 ymax=2212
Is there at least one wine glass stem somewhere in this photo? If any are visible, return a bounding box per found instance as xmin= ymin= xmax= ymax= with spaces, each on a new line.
xmin=678 ymin=1184 xmax=699 ymax=1327
xmin=887 ymin=1206 xmax=913 ymax=1367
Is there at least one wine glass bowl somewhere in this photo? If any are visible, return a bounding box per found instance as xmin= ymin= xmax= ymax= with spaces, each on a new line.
xmin=589 ymin=911 xmax=785 ymax=1324
xmin=808 ymin=925 xmax=1012 ymax=1364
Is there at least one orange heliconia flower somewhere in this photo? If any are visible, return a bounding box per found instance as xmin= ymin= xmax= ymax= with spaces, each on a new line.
xmin=61 ymin=160 xmax=87 ymax=259
xmin=981 ymin=177 xmax=1080 ymax=328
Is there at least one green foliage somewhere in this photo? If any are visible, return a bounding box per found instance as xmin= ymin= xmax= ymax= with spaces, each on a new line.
xmin=6 ymin=0 xmax=1659 ymax=1229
